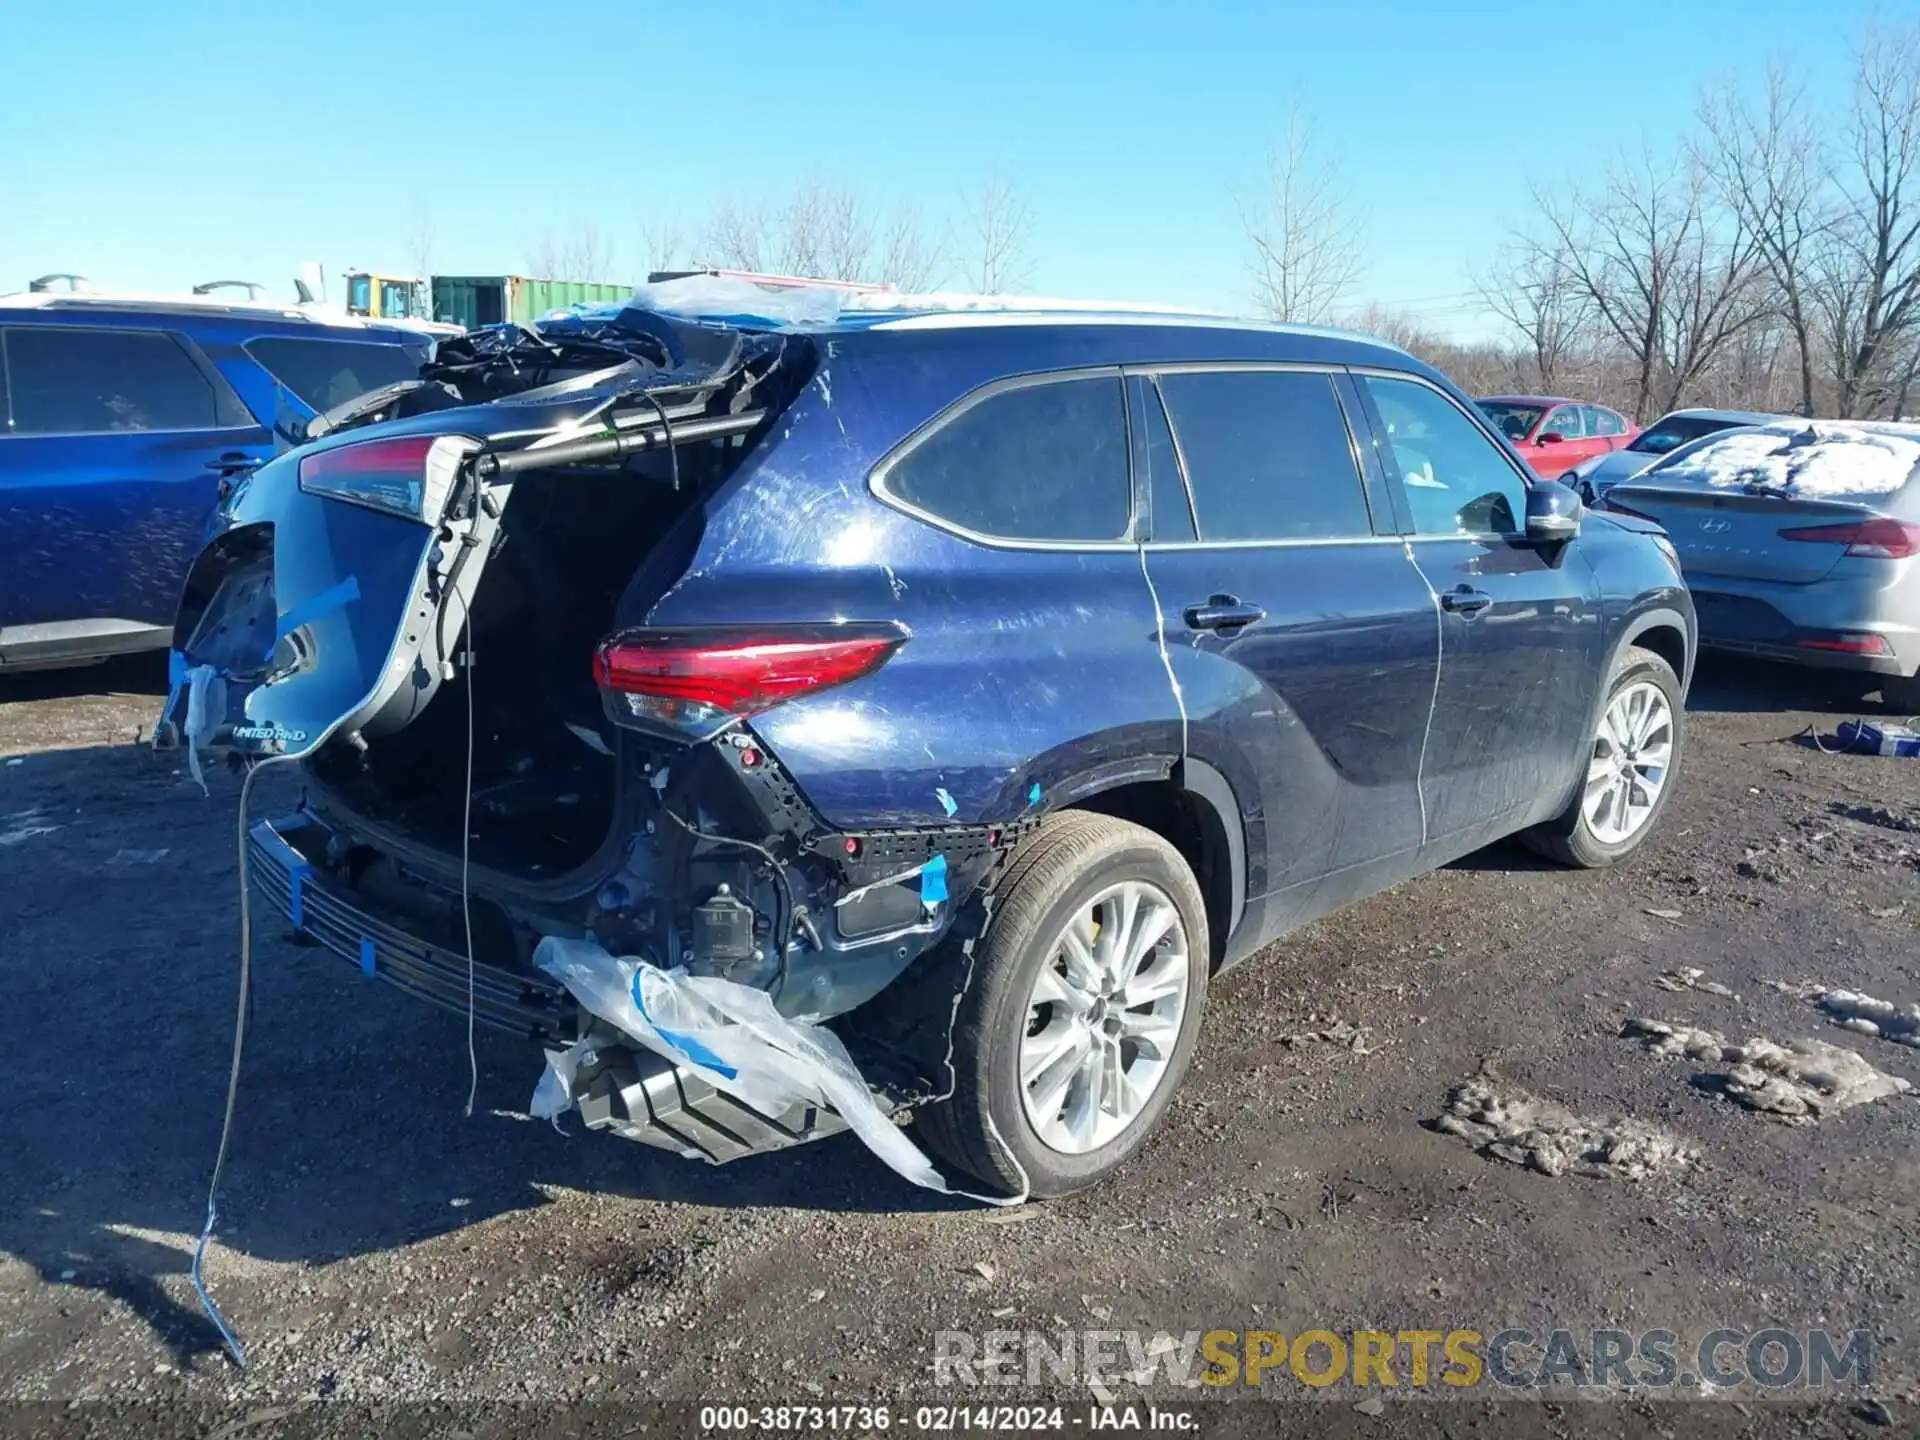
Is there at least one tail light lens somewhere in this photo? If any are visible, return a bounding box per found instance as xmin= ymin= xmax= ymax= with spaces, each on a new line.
xmin=297 ymin=434 xmax=477 ymax=525
xmin=593 ymin=624 xmax=908 ymax=739
xmin=1777 ymin=517 xmax=1920 ymax=560
xmin=1795 ymin=633 xmax=1891 ymax=655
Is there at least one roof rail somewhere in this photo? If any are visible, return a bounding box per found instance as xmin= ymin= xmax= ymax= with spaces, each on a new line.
xmin=192 ymin=279 xmax=266 ymax=299
xmin=0 ymin=288 xmax=394 ymax=328
xmin=28 ymin=273 xmax=93 ymax=293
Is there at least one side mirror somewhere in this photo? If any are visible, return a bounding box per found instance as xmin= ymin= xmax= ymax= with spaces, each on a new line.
xmin=1536 ymin=431 xmax=1566 ymax=446
xmin=1525 ymin=480 xmax=1583 ymax=544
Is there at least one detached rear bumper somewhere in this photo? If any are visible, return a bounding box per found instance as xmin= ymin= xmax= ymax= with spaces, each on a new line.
xmin=249 ymin=816 xmax=573 ymax=1041
xmin=248 ymin=815 xmax=850 ymax=1163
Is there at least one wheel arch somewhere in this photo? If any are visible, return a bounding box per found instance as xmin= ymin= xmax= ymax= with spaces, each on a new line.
xmin=1054 ymin=756 xmax=1245 ymax=970
xmin=1616 ymin=606 xmax=1694 ymax=693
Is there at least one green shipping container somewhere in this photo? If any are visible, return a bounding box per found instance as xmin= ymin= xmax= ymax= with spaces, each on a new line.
xmin=430 ymin=275 xmax=631 ymax=329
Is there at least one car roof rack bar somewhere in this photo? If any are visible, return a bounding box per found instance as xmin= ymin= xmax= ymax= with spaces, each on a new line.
xmin=192 ymin=280 xmax=267 ymax=299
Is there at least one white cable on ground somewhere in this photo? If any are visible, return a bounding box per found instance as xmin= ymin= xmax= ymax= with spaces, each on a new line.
xmin=193 ymin=751 xmax=299 ymax=1369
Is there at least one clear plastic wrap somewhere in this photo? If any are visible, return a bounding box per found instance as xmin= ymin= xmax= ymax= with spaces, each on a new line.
xmin=532 ymin=936 xmax=1018 ymax=1198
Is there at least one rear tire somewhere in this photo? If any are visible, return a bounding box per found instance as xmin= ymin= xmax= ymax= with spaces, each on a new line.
xmin=1521 ymin=645 xmax=1684 ymax=868
xmin=912 ymin=811 xmax=1209 ymax=1198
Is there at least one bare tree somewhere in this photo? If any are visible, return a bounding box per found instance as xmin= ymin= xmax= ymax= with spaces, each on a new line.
xmin=638 ymin=212 xmax=692 ymax=277
xmin=1531 ymin=150 xmax=1764 ymax=419
xmin=1812 ymin=20 xmax=1920 ymax=416
xmin=524 ymin=217 xmax=614 ymax=281
xmin=1349 ymin=301 xmax=1526 ymax=394
xmin=877 ymin=200 xmax=946 ymax=291
xmin=963 ymin=174 xmax=1035 ymax=293
xmin=1698 ymin=65 xmax=1826 ymax=415
xmin=1241 ymin=105 xmax=1364 ymax=324
xmin=1345 ymin=301 xmax=1437 ymax=353
xmin=1476 ymin=236 xmax=1592 ymax=392
xmin=401 ymin=206 xmax=436 ymax=281
xmin=697 ymin=183 xmax=945 ymax=287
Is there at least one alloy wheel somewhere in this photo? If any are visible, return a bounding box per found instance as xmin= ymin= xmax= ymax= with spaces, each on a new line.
xmin=1018 ymin=880 xmax=1190 ymax=1154
xmin=1582 ymin=679 xmax=1674 ymax=845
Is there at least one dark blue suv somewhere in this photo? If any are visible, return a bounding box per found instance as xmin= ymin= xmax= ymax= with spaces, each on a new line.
xmin=163 ymin=294 xmax=1694 ymax=1196
xmin=0 ymin=292 xmax=427 ymax=671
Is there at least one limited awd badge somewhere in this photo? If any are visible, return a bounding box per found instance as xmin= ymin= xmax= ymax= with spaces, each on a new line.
xmin=230 ymin=722 xmax=309 ymax=746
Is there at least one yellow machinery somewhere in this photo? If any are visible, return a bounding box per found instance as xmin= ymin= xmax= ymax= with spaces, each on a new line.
xmin=343 ymin=271 xmax=429 ymax=322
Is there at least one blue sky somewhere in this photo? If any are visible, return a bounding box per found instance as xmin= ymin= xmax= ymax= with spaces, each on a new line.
xmin=0 ymin=0 xmax=1873 ymax=337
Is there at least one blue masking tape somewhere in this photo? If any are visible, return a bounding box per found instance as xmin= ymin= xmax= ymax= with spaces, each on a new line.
xmin=268 ymin=575 xmax=361 ymax=657
xmin=1028 ymin=782 xmax=1042 ymax=808
xmin=921 ymin=853 xmax=949 ymax=906
xmin=289 ymin=864 xmax=312 ymax=930
xmin=359 ymin=937 xmax=377 ymax=977
xmin=631 ymin=972 xmax=740 ymax=1079
xmin=934 ymin=787 xmax=957 ymax=817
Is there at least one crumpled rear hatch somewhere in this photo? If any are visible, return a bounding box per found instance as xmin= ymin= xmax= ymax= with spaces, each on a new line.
xmin=158 ymin=307 xmax=806 ymax=768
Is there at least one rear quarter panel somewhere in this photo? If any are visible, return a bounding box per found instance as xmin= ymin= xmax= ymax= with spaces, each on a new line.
xmin=628 ymin=344 xmax=1183 ymax=829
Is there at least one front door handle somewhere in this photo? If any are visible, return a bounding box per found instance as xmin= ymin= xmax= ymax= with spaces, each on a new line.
xmin=1440 ymin=586 xmax=1492 ymax=616
xmin=1183 ymin=595 xmax=1267 ymax=632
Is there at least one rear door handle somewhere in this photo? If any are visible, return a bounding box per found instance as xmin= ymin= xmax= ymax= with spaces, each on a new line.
xmin=1183 ymin=595 xmax=1267 ymax=632
xmin=205 ymin=452 xmax=264 ymax=475
xmin=1440 ymin=586 xmax=1492 ymax=616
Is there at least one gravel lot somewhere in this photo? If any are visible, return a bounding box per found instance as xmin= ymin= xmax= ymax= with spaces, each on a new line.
xmin=0 ymin=653 xmax=1915 ymax=1437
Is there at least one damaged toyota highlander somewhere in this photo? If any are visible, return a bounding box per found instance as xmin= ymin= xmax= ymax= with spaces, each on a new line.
xmin=158 ymin=282 xmax=1696 ymax=1197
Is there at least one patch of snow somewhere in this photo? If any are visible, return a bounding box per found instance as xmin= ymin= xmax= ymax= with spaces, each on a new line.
xmin=1652 ymin=421 xmax=1920 ymax=499
xmin=1655 ymin=967 xmax=1739 ymax=999
xmin=1622 ymin=1018 xmax=1912 ymax=1122
xmin=1780 ymin=983 xmax=1920 ymax=1049
xmin=1432 ymin=1078 xmax=1696 ymax=1179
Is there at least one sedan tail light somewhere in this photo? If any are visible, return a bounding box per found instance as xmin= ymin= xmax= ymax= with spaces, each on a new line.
xmin=593 ymin=624 xmax=908 ymax=739
xmin=1776 ymin=517 xmax=1920 ymax=560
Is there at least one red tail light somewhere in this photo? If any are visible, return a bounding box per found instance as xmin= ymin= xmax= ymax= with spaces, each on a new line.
xmin=1795 ymin=633 xmax=1892 ymax=656
xmin=593 ymin=624 xmax=907 ymax=738
xmin=1777 ymin=517 xmax=1920 ymax=559
xmin=297 ymin=433 xmax=474 ymax=524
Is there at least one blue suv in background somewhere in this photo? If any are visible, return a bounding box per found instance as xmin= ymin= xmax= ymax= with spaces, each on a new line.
xmin=0 ymin=292 xmax=428 ymax=671
xmin=163 ymin=293 xmax=1694 ymax=1196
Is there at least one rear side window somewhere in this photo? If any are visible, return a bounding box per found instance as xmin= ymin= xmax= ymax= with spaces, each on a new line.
xmin=4 ymin=326 xmax=230 ymax=434
xmin=245 ymin=337 xmax=421 ymax=413
xmin=884 ymin=375 xmax=1130 ymax=542
xmin=1544 ymin=405 xmax=1585 ymax=439
xmin=1155 ymin=369 xmax=1371 ymax=542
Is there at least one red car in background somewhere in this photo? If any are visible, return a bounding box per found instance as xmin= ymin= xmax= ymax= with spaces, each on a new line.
xmin=1476 ymin=395 xmax=1638 ymax=480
